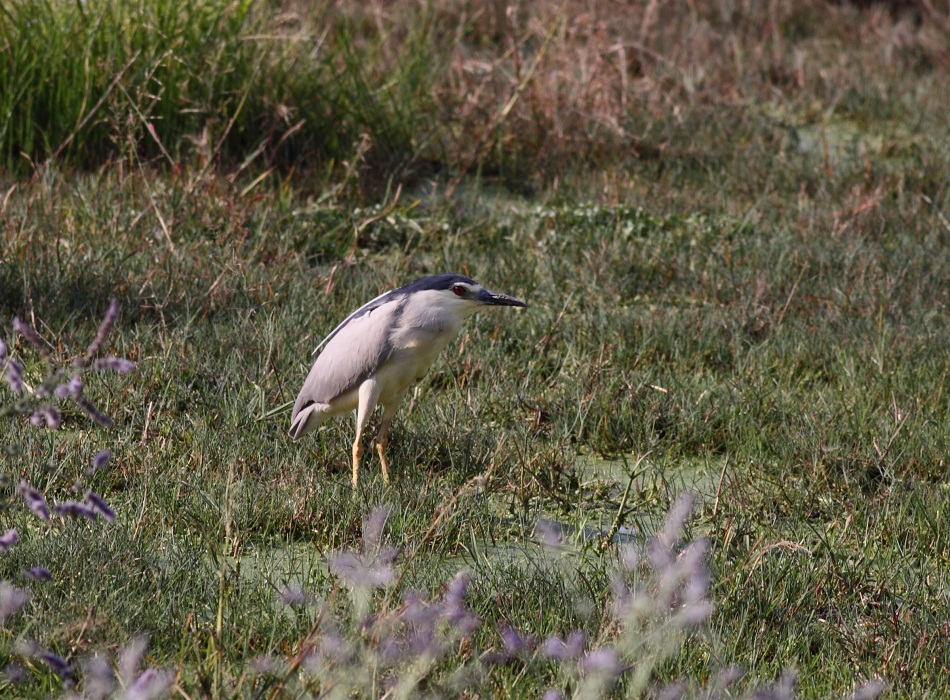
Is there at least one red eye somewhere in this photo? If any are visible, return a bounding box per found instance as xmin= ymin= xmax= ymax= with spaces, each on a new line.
xmin=453 ymin=285 xmax=466 ymax=297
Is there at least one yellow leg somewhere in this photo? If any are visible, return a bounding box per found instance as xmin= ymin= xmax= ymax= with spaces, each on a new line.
xmin=352 ymin=381 xmax=381 ymax=489
xmin=351 ymin=439 xmax=362 ymax=489
xmin=375 ymin=434 xmax=390 ymax=485
xmin=373 ymin=396 xmax=403 ymax=487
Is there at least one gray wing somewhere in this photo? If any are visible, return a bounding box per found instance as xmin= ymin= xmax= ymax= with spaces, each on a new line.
xmin=311 ymin=287 xmax=402 ymax=355
xmin=292 ymin=298 xmax=398 ymax=413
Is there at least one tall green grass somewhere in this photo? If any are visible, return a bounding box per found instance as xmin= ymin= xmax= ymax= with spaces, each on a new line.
xmin=0 ymin=0 xmax=447 ymax=178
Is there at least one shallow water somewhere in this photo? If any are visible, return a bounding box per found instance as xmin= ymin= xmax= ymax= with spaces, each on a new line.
xmin=229 ymin=452 xmax=724 ymax=600
xmin=563 ymin=452 xmax=724 ymax=544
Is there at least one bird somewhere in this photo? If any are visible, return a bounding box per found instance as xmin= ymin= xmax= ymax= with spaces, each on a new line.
xmin=289 ymin=273 xmax=527 ymax=488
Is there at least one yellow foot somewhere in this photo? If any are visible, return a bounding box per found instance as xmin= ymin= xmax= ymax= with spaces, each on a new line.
xmin=376 ymin=441 xmax=390 ymax=485
xmin=351 ymin=441 xmax=362 ymax=489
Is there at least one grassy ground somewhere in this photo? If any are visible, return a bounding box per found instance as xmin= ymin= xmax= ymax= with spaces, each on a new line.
xmin=2 ymin=0 xmax=950 ymax=698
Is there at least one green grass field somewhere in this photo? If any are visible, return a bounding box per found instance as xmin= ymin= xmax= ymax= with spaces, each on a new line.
xmin=1 ymin=1 xmax=949 ymax=697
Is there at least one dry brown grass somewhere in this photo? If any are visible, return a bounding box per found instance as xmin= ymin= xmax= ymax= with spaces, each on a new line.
xmin=323 ymin=0 xmax=949 ymax=189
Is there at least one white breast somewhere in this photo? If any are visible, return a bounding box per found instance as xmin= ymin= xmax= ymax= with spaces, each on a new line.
xmin=378 ymin=324 xmax=456 ymax=401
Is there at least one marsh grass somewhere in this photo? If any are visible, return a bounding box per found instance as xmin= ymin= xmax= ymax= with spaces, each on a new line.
xmin=0 ymin=0 xmax=448 ymax=183
xmin=2 ymin=158 xmax=945 ymax=695
xmin=2 ymin=0 xmax=950 ymax=697
xmin=3 ymin=1 xmax=948 ymax=189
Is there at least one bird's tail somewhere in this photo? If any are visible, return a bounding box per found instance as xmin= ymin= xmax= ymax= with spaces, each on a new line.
xmin=288 ymin=401 xmax=326 ymax=440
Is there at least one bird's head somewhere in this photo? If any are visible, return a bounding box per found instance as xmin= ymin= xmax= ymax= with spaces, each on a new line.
xmin=408 ymin=274 xmax=528 ymax=318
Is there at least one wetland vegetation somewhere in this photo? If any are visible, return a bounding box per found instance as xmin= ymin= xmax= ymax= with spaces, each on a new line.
xmin=1 ymin=0 xmax=949 ymax=696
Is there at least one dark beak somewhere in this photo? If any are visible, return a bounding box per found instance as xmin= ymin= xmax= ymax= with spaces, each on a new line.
xmin=476 ymin=288 xmax=528 ymax=308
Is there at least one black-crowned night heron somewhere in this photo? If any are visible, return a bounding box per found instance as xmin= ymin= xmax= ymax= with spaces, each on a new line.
xmin=289 ymin=273 xmax=527 ymax=488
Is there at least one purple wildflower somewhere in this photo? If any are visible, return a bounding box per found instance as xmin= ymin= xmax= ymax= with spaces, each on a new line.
xmin=2 ymin=663 xmax=27 ymax=683
xmin=362 ymin=506 xmax=391 ymax=551
xmin=17 ymin=481 xmax=50 ymax=522
xmin=0 ymin=337 xmax=6 ymax=362
xmin=276 ymin=584 xmax=313 ymax=607
xmin=0 ymin=529 xmax=18 ymax=552
xmin=74 ymin=396 xmax=114 ymax=427
xmin=119 ymin=637 xmax=149 ymax=687
xmin=651 ymin=541 xmax=712 ymax=629
xmin=93 ymin=356 xmax=137 ymax=374
xmin=14 ymin=639 xmax=40 ymax=656
xmin=311 ymin=623 xmax=350 ymax=667
xmin=53 ymin=500 xmax=99 ymax=520
xmin=117 ymin=637 xmax=173 ymax=700
xmin=39 ymin=651 xmax=73 ymax=681
xmin=78 ymin=298 xmax=120 ymax=366
xmin=675 ymin=599 xmax=713 ymax=627
xmin=4 ymin=359 xmax=24 ymax=394
xmin=535 ymin=519 xmax=568 ymax=550
xmin=444 ymin=570 xmax=470 ymax=612
xmin=656 ymin=682 xmax=687 ymax=700
xmin=398 ymin=575 xmax=484 ymax=662
xmin=484 ymin=625 xmax=536 ymax=665
xmin=443 ymin=571 xmax=480 ymax=636
xmin=708 ymin=664 xmax=745 ymax=693
xmin=329 ymin=507 xmax=396 ymax=589
xmin=677 ymin=541 xmax=711 ymax=600
xmin=0 ymin=581 xmax=29 ymax=621
xmin=91 ymin=450 xmax=111 ymax=472
xmin=646 ymin=534 xmax=674 ymax=573
xmin=542 ymin=690 xmax=564 ymax=700
xmin=13 ymin=317 xmax=50 ymax=356
xmin=125 ymin=668 xmax=174 ymax=700
xmin=659 ymin=491 xmax=697 ymax=549
xmin=581 ymin=647 xmax=623 ymax=678
xmin=540 ymin=630 xmax=586 ymax=661
xmin=401 ymin=594 xmax=446 ymax=658
xmin=250 ymin=655 xmax=285 ymax=675
xmin=500 ymin=625 xmax=535 ymax=657
xmin=85 ymin=490 xmax=116 ymax=522
xmin=329 ymin=550 xmax=395 ymax=589
xmin=21 ymin=567 xmax=52 ymax=581
xmin=851 ymin=679 xmax=887 ymax=700
xmin=54 ymin=376 xmax=82 ymax=399
xmin=759 ymin=669 xmax=798 ymax=700
xmin=30 ymin=406 xmax=61 ymax=429
xmin=82 ymin=654 xmax=116 ymax=699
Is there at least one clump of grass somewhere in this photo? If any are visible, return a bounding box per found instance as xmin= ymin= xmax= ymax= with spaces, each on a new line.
xmin=1 ymin=0 xmax=258 ymax=168
xmin=3 ymin=1 xmax=948 ymax=191
xmin=0 ymin=0 xmax=448 ymax=182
